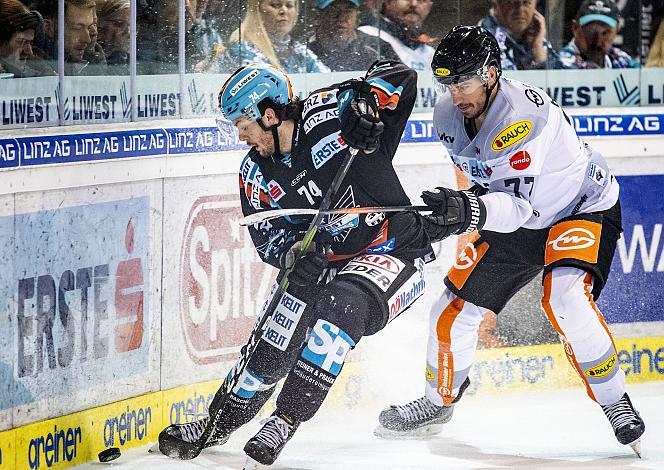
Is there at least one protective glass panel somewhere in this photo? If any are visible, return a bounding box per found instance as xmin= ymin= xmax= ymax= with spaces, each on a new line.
xmin=1 ymin=0 xmax=59 ymax=128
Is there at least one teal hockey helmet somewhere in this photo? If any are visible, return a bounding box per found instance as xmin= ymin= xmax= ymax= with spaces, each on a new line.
xmin=218 ymin=64 xmax=293 ymax=122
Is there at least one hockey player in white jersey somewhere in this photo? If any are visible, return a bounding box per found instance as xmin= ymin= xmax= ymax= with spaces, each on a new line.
xmin=376 ymin=25 xmax=645 ymax=456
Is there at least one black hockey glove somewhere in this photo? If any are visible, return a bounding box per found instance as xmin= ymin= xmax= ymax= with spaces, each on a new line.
xmin=280 ymin=241 xmax=329 ymax=287
xmin=338 ymin=79 xmax=384 ymax=154
xmin=421 ymin=187 xmax=486 ymax=242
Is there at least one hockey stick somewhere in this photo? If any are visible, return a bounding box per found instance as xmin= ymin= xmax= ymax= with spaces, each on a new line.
xmin=158 ymin=148 xmax=360 ymax=460
xmin=238 ymin=205 xmax=431 ymax=226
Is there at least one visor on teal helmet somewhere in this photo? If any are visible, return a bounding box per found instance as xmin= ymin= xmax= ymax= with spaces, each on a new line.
xmin=218 ymin=64 xmax=293 ymax=122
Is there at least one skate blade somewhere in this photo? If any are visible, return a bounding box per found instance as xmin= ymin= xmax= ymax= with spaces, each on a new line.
xmin=629 ymin=439 xmax=642 ymax=458
xmin=373 ymin=423 xmax=443 ymax=440
xmin=244 ymin=456 xmax=264 ymax=469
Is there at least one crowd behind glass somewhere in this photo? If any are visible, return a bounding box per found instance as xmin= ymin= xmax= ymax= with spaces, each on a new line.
xmin=1 ymin=0 xmax=662 ymax=81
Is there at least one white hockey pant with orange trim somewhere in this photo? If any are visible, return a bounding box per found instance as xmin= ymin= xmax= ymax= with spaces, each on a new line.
xmin=425 ymin=266 xmax=625 ymax=406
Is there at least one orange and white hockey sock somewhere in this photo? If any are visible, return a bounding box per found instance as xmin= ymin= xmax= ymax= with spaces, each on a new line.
xmin=542 ymin=267 xmax=625 ymax=405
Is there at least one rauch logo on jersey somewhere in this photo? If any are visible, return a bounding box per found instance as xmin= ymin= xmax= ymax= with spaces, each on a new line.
xmin=584 ymin=354 xmax=617 ymax=378
xmin=509 ymin=150 xmax=531 ymax=170
xmin=491 ymin=120 xmax=532 ymax=150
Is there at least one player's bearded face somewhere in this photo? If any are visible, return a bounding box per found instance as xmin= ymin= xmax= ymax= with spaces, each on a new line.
xmin=234 ymin=117 xmax=275 ymax=158
xmin=449 ymin=78 xmax=487 ymax=119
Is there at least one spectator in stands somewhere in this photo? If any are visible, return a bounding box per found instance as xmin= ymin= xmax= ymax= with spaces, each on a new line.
xmin=40 ymin=0 xmax=99 ymax=74
xmin=308 ymin=0 xmax=399 ymax=71
xmin=96 ymin=0 xmax=129 ymax=73
xmin=0 ymin=0 xmax=51 ymax=77
xmin=480 ymin=0 xmax=561 ymax=69
xmin=137 ymin=0 xmax=223 ymax=74
xmin=358 ymin=0 xmax=381 ymax=26
xmin=83 ymin=4 xmax=108 ymax=73
xmin=646 ymin=18 xmax=664 ymax=66
xmin=223 ymin=0 xmax=329 ymax=73
xmin=560 ymin=0 xmax=639 ymax=68
xmin=358 ymin=0 xmax=435 ymax=71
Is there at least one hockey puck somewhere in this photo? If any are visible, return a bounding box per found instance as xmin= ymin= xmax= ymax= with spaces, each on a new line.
xmin=98 ymin=447 xmax=121 ymax=462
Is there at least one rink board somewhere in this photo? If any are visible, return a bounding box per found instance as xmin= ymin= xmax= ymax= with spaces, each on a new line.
xmin=0 ymin=336 xmax=662 ymax=469
xmin=0 ymin=112 xmax=663 ymax=468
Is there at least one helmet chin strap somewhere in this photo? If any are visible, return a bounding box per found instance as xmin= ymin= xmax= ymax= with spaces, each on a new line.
xmin=257 ymin=115 xmax=284 ymax=160
xmin=476 ymin=78 xmax=498 ymax=119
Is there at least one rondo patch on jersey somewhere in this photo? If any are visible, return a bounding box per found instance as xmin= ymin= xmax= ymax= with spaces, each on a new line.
xmin=491 ymin=120 xmax=532 ymax=151
xmin=509 ymin=151 xmax=531 ymax=170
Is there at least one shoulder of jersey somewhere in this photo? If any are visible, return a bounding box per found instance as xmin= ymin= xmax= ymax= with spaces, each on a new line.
xmin=502 ymin=78 xmax=550 ymax=114
xmin=302 ymin=87 xmax=338 ymax=120
xmin=302 ymin=87 xmax=340 ymax=135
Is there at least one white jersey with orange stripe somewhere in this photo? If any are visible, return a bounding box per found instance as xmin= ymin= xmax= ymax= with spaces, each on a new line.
xmin=432 ymin=78 xmax=619 ymax=232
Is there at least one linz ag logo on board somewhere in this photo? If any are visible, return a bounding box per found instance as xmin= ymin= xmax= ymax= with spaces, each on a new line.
xmin=491 ymin=120 xmax=532 ymax=151
xmin=180 ymin=195 xmax=277 ymax=364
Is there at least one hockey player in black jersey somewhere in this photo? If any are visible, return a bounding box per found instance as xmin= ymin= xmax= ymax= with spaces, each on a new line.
xmin=159 ymin=60 xmax=434 ymax=466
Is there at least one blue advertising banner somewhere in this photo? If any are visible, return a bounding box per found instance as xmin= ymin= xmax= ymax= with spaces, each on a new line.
xmin=599 ymin=175 xmax=664 ymax=323
xmin=0 ymin=197 xmax=151 ymax=409
xmin=1 ymin=113 xmax=663 ymax=169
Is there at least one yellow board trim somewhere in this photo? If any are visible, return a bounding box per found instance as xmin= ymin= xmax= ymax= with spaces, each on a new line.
xmin=1 ymin=339 xmax=661 ymax=468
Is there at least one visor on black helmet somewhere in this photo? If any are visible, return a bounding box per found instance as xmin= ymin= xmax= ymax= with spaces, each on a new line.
xmin=432 ymin=54 xmax=491 ymax=96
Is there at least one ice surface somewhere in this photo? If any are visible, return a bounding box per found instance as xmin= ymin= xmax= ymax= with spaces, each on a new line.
xmin=75 ymin=381 xmax=663 ymax=469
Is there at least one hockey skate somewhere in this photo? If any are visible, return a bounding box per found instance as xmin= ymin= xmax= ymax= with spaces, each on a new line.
xmin=375 ymin=377 xmax=469 ymax=438
xmin=158 ymin=416 xmax=234 ymax=460
xmin=244 ymin=411 xmax=300 ymax=466
xmin=600 ymin=393 xmax=645 ymax=457
xmin=374 ymin=395 xmax=454 ymax=438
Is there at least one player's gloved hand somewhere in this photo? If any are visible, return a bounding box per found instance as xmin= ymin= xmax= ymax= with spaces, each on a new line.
xmin=468 ymin=183 xmax=489 ymax=197
xmin=338 ymin=79 xmax=384 ymax=154
xmin=280 ymin=241 xmax=329 ymax=287
xmin=421 ymin=187 xmax=486 ymax=239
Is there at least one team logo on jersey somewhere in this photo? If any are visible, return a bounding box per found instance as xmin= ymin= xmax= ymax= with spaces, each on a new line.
xmin=545 ymin=220 xmax=601 ymax=265
xmin=509 ymin=151 xmax=531 ymax=170
xmin=587 ymin=163 xmax=607 ymax=187
xmin=525 ymin=88 xmax=544 ymax=107
xmin=584 ymin=354 xmax=617 ymax=378
xmin=267 ymin=180 xmax=285 ymax=201
xmin=321 ymin=185 xmax=358 ymax=242
xmin=547 ymin=228 xmax=596 ymax=251
xmin=365 ymin=212 xmax=385 ymax=226
xmin=434 ymin=67 xmax=451 ymax=76
xmin=447 ymin=241 xmax=490 ymax=290
xmin=491 ymin=120 xmax=532 ymax=151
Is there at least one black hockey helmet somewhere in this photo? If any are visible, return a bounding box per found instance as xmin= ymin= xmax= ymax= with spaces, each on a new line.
xmin=431 ymin=26 xmax=502 ymax=87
